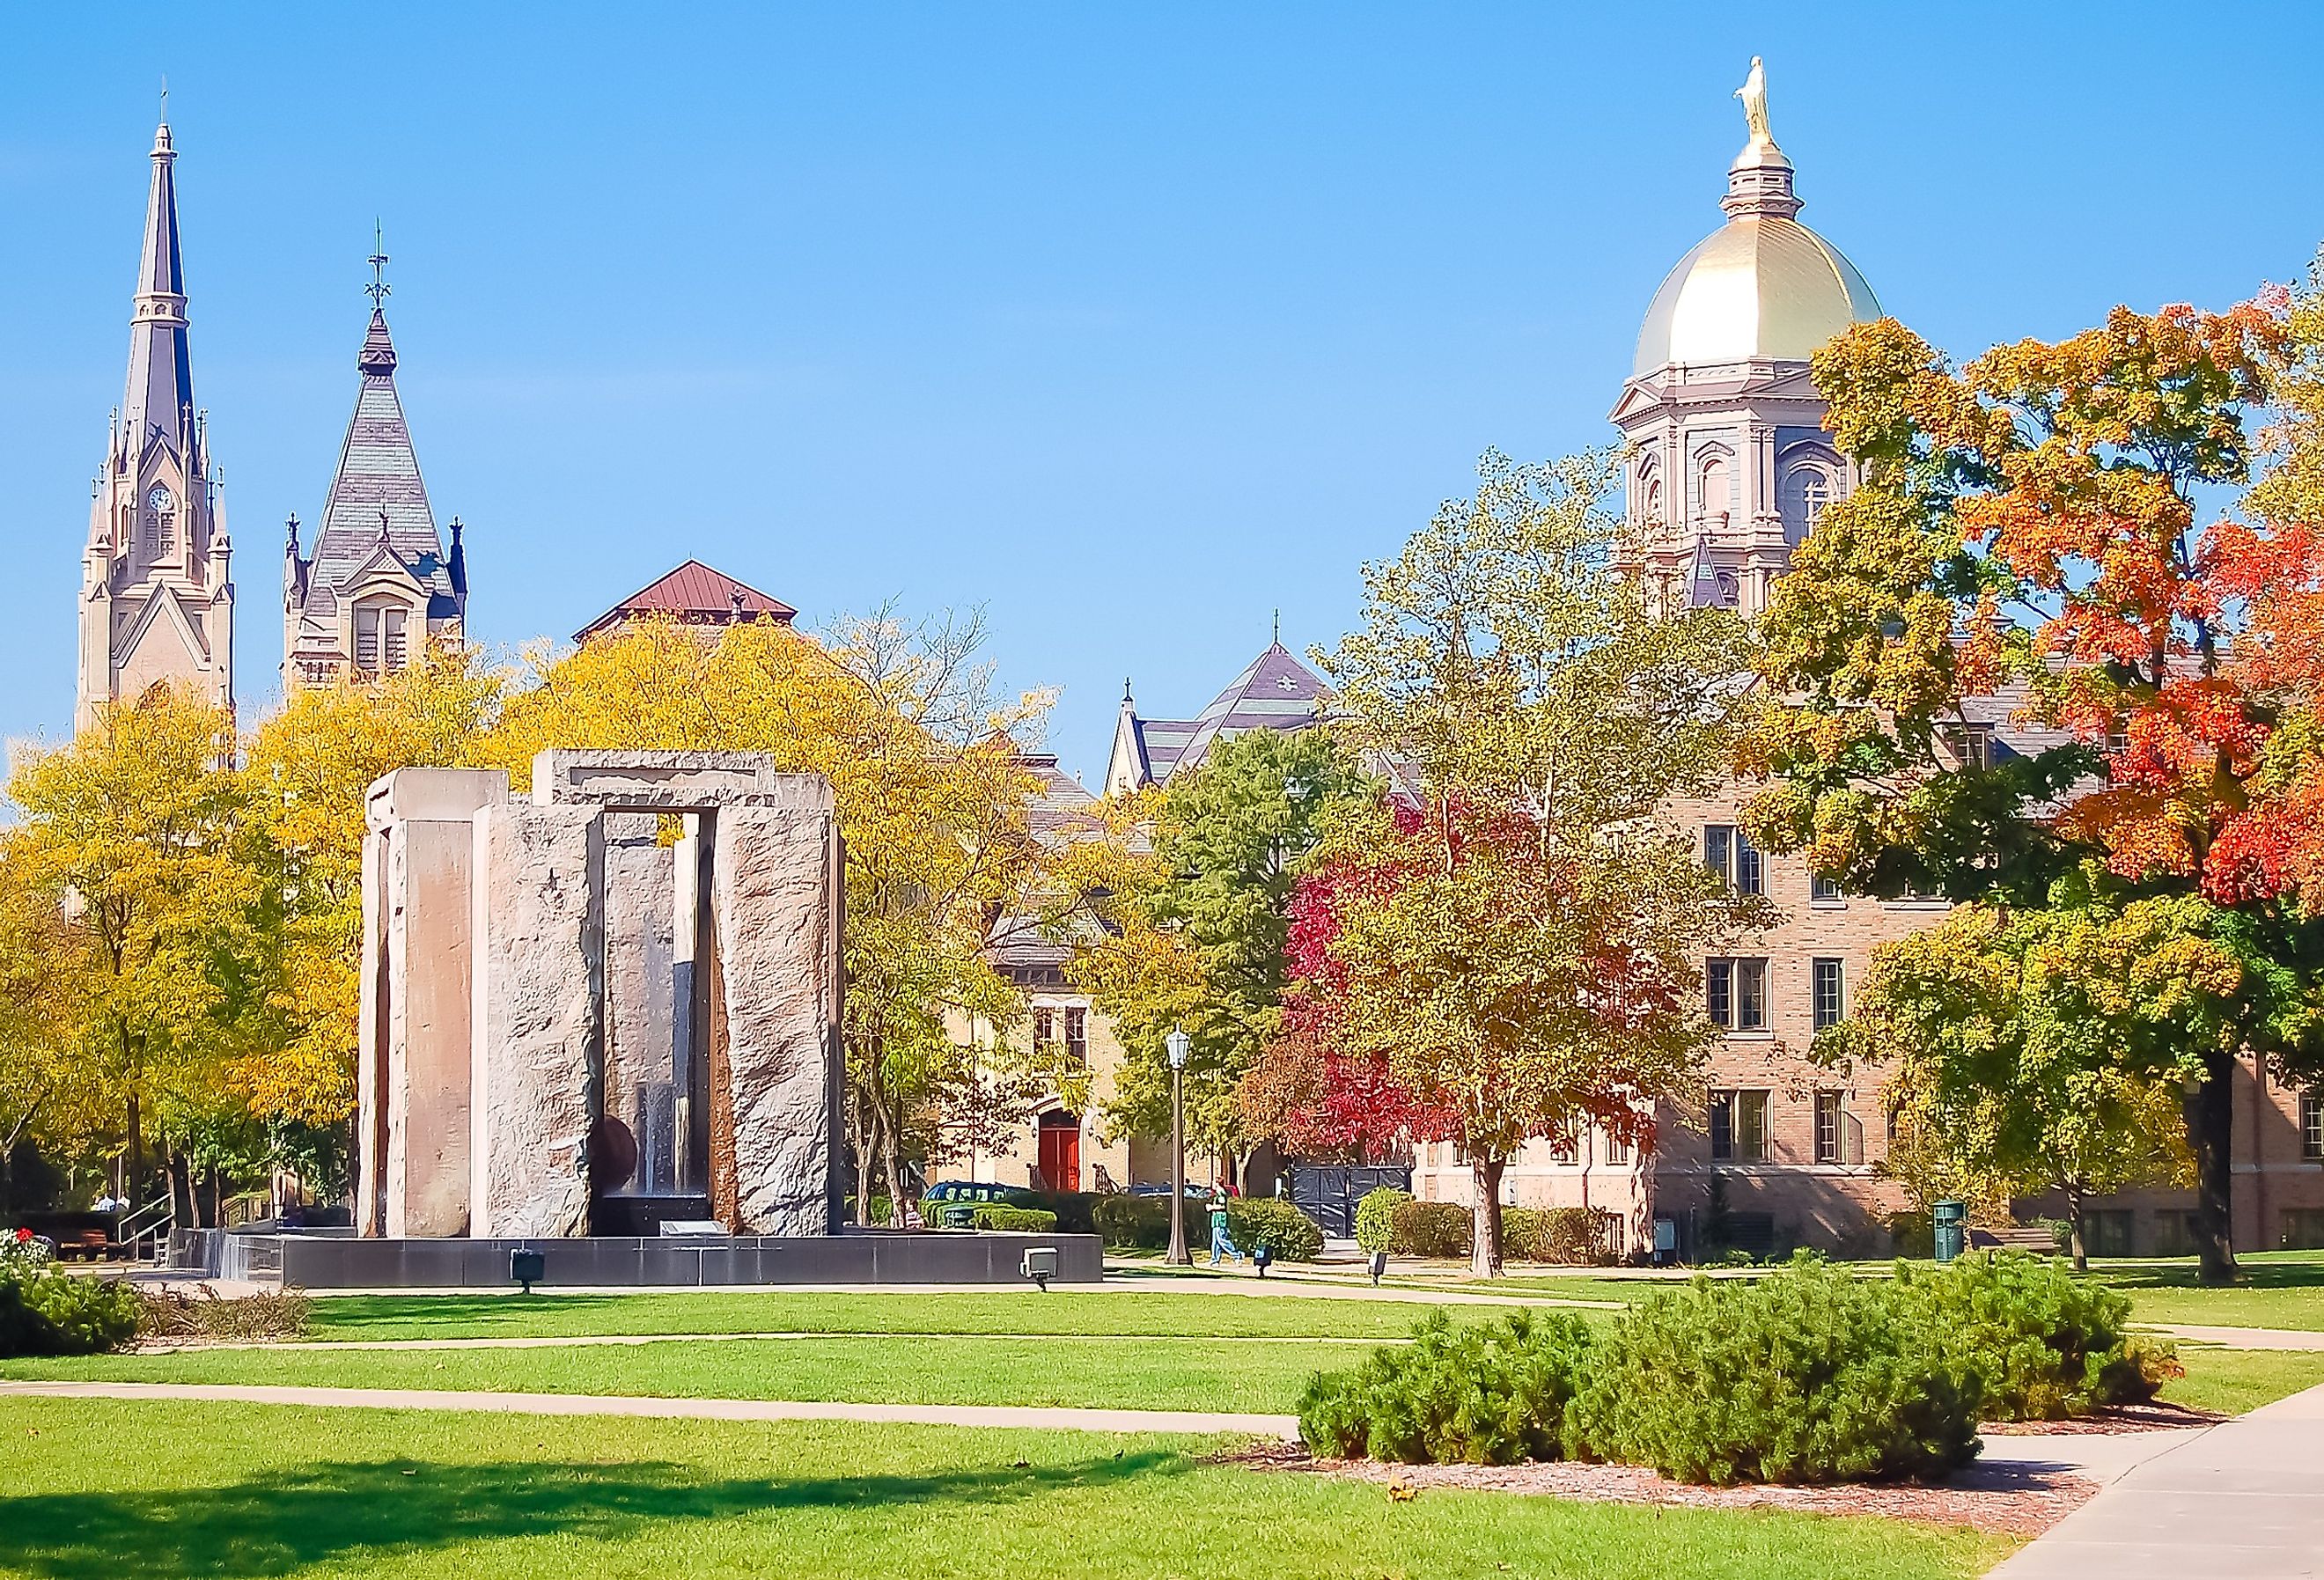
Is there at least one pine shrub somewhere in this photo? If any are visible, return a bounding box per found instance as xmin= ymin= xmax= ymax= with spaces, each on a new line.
xmin=1353 ymin=1187 xmax=1410 ymax=1256
xmin=1894 ymin=1252 xmax=2173 ymax=1419
xmin=1299 ymin=1310 xmax=1597 ymax=1464
xmin=1570 ymin=1254 xmax=1982 ymax=1485
xmin=1227 ymin=1198 xmax=1324 ymax=1261
xmin=969 ymin=1206 xmax=1058 ymax=1232
xmin=1 ymin=1262 xmax=143 ymax=1357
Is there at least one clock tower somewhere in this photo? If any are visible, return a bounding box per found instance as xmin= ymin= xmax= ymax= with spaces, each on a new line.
xmin=77 ymin=114 xmax=236 ymax=733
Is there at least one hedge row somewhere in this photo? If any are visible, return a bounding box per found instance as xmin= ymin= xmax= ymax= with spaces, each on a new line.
xmin=1085 ymin=1194 xmax=1325 ymax=1260
xmin=1351 ymin=1189 xmax=1618 ymax=1264
xmin=1300 ymin=1252 xmax=2176 ymax=1485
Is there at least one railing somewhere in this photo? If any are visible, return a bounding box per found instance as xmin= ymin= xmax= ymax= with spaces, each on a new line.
xmin=116 ymin=1197 xmax=173 ymax=1261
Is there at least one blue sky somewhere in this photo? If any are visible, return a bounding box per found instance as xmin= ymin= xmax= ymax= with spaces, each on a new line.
xmin=5 ymin=4 xmax=2323 ymax=783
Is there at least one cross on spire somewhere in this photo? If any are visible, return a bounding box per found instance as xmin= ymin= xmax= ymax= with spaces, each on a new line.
xmin=366 ymin=220 xmax=391 ymax=306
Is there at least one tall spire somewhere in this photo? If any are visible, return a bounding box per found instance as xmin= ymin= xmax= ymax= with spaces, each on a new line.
xmin=123 ymin=107 xmax=195 ymax=452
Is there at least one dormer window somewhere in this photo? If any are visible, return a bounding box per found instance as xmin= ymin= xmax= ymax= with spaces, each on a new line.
xmin=354 ymin=599 xmax=409 ymax=677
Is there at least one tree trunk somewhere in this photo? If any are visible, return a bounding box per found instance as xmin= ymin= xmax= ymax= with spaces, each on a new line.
xmin=2182 ymin=1055 xmax=2238 ymax=1285
xmin=125 ymin=1087 xmax=143 ymax=1209
xmin=879 ymin=1098 xmax=908 ymax=1227
xmin=1470 ymin=1156 xmax=1506 ymax=1279
xmin=851 ymin=1097 xmax=878 ymax=1227
xmin=2063 ymin=1183 xmax=2088 ymax=1274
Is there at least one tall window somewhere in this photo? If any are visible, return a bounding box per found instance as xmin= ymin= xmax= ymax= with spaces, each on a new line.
xmin=1944 ymin=724 xmax=1995 ymax=770
xmin=1600 ymin=1130 xmax=1631 ymax=1166
xmin=1707 ymin=958 xmax=1769 ymax=1031
xmin=1033 ymin=1008 xmax=1055 ymax=1049
xmin=2304 ymin=1091 xmax=2323 ymax=1163
xmin=1812 ymin=958 xmax=1845 ymax=1032
xmin=1063 ymin=1007 xmax=1088 ymax=1067
xmin=1779 ymin=466 xmax=1831 ymax=547
xmin=1810 ymin=872 xmax=1845 ymax=903
xmin=354 ymin=606 xmax=381 ymax=673
xmin=1548 ymin=1129 xmax=1580 ymax=1166
xmin=1704 ymin=825 xmax=1762 ymax=895
xmin=1710 ymin=1089 xmax=1769 ymax=1163
xmin=1814 ymin=1091 xmax=1843 ymax=1164
xmin=1697 ymin=453 xmax=1730 ymax=519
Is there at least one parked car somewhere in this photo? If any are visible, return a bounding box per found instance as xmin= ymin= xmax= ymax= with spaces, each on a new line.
xmin=919 ymin=1180 xmax=1037 ymax=1229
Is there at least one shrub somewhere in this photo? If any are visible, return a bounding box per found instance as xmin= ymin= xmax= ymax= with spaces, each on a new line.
xmin=1894 ymin=1252 xmax=2171 ymax=1420
xmin=1886 ymin=1210 xmax=1934 ymax=1259
xmin=1503 ymin=1207 xmax=1618 ymax=1266
xmin=1227 ymin=1198 xmax=1323 ymax=1261
xmin=1 ymin=1249 xmax=143 ymax=1358
xmin=969 ymin=1206 xmax=1057 ymax=1232
xmin=1353 ymin=1187 xmax=1409 ymax=1256
xmin=1571 ymin=1254 xmax=1982 ymax=1485
xmin=1389 ymin=1199 xmax=1473 ymax=1259
xmin=1091 ymin=1194 xmax=1172 ymax=1249
xmin=1300 ymin=1310 xmax=1597 ymax=1465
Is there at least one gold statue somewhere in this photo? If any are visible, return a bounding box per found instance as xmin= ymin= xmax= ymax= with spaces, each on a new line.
xmin=1735 ymin=56 xmax=1772 ymax=146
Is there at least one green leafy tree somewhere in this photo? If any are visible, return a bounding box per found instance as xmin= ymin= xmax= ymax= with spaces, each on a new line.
xmin=1075 ymin=728 xmax=1374 ymax=1178
xmin=1823 ymin=879 xmax=2201 ymax=1269
xmin=1314 ymin=448 xmax=1771 ymax=1275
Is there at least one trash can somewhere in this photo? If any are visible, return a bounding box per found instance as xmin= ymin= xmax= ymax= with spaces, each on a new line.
xmin=1932 ymin=1199 xmax=1967 ymax=1264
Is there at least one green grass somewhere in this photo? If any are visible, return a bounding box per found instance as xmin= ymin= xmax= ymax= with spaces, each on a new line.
xmin=2159 ymin=1346 xmax=2324 ymax=1416
xmin=294 ymin=1289 xmax=1516 ymax=1343
xmin=2093 ymin=1251 xmax=2324 ymax=1331
xmin=0 ymin=1334 xmax=1367 ymax=1414
xmin=0 ymin=1398 xmax=2012 ymax=1579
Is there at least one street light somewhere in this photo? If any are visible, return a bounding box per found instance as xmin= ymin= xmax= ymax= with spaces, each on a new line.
xmin=1166 ymin=1028 xmax=1192 ymax=1267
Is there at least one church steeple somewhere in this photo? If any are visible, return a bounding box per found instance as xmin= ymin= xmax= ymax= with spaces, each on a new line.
xmin=77 ymin=109 xmax=234 ymax=734
xmin=123 ymin=115 xmax=195 ymax=457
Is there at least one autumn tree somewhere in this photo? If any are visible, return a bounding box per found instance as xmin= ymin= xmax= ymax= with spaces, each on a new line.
xmin=1070 ymin=727 xmax=1373 ymax=1183
xmin=1313 ymin=449 xmax=1769 ymax=1276
xmin=3 ymin=687 xmax=264 ymax=1215
xmin=1822 ymin=882 xmax=2200 ymax=1269
xmin=1749 ymin=303 xmax=2324 ymax=1280
xmin=482 ymin=609 xmax=1054 ymax=1222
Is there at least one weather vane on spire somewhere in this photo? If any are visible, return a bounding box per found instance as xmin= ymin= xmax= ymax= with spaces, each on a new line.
xmin=366 ymin=220 xmax=392 ymax=307
xmin=158 ymin=76 xmax=168 ymax=125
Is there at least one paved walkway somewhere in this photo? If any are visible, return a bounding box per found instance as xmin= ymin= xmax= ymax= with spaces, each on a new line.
xmin=143 ymin=1330 xmax=1395 ymax=1355
xmin=2149 ymin=1322 xmax=2324 ymax=1352
xmin=0 ymin=1379 xmax=1303 ymax=1440
xmin=1992 ymin=1382 xmax=2324 ymax=1578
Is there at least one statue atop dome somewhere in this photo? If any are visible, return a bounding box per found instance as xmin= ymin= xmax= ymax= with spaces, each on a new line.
xmin=1735 ymin=56 xmax=1772 ymax=147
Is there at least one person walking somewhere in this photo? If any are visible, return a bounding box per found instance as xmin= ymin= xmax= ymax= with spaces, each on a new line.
xmin=1206 ymin=1183 xmax=1245 ymax=1267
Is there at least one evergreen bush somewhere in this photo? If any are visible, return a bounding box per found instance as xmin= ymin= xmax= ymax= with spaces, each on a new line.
xmin=1501 ymin=1207 xmax=1616 ymax=1265
xmin=969 ymin=1206 xmax=1058 ymax=1232
xmin=1299 ymin=1310 xmax=1597 ymax=1464
xmin=1894 ymin=1252 xmax=2175 ymax=1419
xmin=1 ymin=1235 xmax=143 ymax=1358
xmin=1353 ymin=1187 xmax=1410 ymax=1256
xmin=1570 ymin=1254 xmax=1982 ymax=1485
xmin=1389 ymin=1199 xmax=1473 ymax=1259
xmin=1091 ymin=1194 xmax=1172 ymax=1249
xmin=1227 ymin=1198 xmax=1324 ymax=1261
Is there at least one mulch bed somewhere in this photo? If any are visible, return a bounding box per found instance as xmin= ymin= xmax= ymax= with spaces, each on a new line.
xmin=1224 ymin=1444 xmax=2103 ymax=1538
xmin=1977 ymin=1400 xmax=2219 ymax=1435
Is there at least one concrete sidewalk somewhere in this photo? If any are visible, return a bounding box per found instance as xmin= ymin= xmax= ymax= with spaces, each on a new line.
xmin=2151 ymin=1323 xmax=2324 ymax=1352
xmin=1992 ymin=1382 xmax=2324 ymax=1578
xmin=0 ymin=1378 xmax=1302 ymax=1440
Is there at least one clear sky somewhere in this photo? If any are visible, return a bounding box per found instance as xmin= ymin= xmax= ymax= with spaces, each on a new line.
xmin=5 ymin=4 xmax=2323 ymax=783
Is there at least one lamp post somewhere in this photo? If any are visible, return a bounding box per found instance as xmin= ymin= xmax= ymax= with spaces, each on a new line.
xmin=1166 ymin=1028 xmax=1192 ymax=1266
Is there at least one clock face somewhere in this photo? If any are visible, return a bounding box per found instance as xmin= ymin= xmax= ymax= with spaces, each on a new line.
xmin=145 ymin=483 xmax=175 ymax=517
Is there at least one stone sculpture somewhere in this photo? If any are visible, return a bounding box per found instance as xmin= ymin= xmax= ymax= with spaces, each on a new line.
xmin=356 ymin=751 xmax=842 ymax=1240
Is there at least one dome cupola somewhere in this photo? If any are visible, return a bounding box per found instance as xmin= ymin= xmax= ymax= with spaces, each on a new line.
xmin=1631 ymin=59 xmax=1880 ymax=377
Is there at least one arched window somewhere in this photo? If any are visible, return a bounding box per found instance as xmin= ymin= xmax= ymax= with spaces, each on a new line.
xmin=1636 ymin=463 xmax=1665 ymax=530
xmin=1780 ymin=464 xmax=1833 ymax=547
xmin=1695 ymin=449 xmax=1732 ymax=524
xmin=353 ymin=599 xmax=409 ymax=676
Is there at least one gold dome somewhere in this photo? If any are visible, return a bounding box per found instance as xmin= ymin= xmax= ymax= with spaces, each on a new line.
xmin=1633 ymin=141 xmax=1880 ymax=377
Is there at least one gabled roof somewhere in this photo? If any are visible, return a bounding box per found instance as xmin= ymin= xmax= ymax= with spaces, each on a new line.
xmin=575 ymin=559 xmax=799 ymax=642
xmin=1167 ymin=642 xmax=1327 ymax=781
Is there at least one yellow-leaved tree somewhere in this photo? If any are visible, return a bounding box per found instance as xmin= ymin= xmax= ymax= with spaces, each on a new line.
xmin=482 ymin=608 xmax=1055 ymax=1220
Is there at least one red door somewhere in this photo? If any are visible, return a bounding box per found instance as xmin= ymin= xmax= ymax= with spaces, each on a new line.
xmin=1036 ymin=1113 xmax=1080 ymax=1192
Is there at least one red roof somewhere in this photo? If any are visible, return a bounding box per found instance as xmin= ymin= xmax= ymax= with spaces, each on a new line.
xmin=576 ymin=559 xmax=798 ymax=641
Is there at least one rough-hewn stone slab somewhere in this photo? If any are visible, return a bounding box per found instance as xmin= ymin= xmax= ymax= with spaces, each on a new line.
xmin=533 ymin=750 xmax=827 ymax=811
xmin=469 ymin=804 xmax=602 ymax=1238
xmin=711 ymin=805 xmax=842 ymax=1235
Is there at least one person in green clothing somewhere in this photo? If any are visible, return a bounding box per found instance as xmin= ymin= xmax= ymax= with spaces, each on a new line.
xmin=1206 ymin=1183 xmax=1244 ymax=1267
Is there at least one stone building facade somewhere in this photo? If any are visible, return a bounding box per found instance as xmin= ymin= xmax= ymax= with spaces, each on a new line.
xmin=77 ymin=117 xmax=236 ymax=733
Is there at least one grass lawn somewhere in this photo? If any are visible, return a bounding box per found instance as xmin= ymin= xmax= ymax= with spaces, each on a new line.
xmin=291 ymin=1288 xmax=1511 ymax=1343
xmin=2093 ymin=1251 xmax=2324 ymax=1331
xmin=2156 ymin=1347 xmax=2324 ymax=1416
xmin=0 ymin=1334 xmax=1371 ymax=1414
xmin=0 ymin=1398 xmax=2011 ymax=1580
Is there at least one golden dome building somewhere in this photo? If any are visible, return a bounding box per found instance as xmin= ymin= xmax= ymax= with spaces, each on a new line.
xmin=1611 ymin=58 xmax=1881 ymax=615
